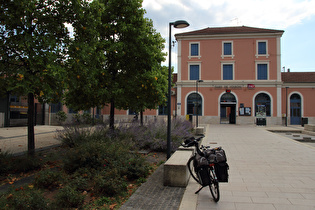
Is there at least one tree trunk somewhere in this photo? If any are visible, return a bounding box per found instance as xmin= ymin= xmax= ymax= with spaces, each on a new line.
xmin=110 ymin=98 xmax=115 ymax=129
xmin=140 ymin=110 xmax=143 ymax=126
xmin=27 ymin=93 xmax=35 ymax=156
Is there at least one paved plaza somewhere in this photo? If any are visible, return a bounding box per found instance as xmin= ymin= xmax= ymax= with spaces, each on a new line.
xmin=180 ymin=124 xmax=315 ymax=210
xmin=0 ymin=125 xmax=62 ymax=155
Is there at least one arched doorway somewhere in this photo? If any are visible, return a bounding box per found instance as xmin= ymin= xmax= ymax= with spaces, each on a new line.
xmin=187 ymin=93 xmax=202 ymax=116
xmin=220 ymin=93 xmax=236 ymax=124
xmin=290 ymin=94 xmax=301 ymax=125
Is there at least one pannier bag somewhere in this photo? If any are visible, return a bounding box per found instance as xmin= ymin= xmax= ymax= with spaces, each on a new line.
xmin=194 ymin=154 xmax=211 ymax=186
xmin=197 ymin=166 xmax=211 ymax=186
xmin=214 ymin=147 xmax=229 ymax=182
xmin=194 ymin=153 xmax=209 ymax=168
xmin=214 ymin=162 xmax=229 ymax=182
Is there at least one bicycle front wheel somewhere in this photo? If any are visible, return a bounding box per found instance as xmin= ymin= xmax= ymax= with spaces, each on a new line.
xmin=187 ymin=156 xmax=201 ymax=185
xmin=209 ymin=169 xmax=220 ymax=202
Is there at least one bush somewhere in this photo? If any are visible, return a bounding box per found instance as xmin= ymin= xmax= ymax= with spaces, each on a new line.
xmin=68 ymin=176 xmax=89 ymax=192
xmin=119 ymin=118 xmax=193 ymax=152
xmin=56 ymin=124 xmax=92 ymax=148
xmin=82 ymin=112 xmax=93 ymax=124
xmin=125 ymin=155 xmax=150 ymax=180
xmin=54 ymin=185 xmax=85 ymax=208
xmin=93 ymin=169 xmax=127 ymax=197
xmin=71 ymin=112 xmax=96 ymax=125
xmin=14 ymin=156 xmax=42 ymax=173
xmin=0 ymin=151 xmax=13 ymax=175
xmin=63 ymin=141 xmax=115 ymax=173
xmin=0 ymin=154 xmax=42 ymax=175
xmin=0 ymin=187 xmax=48 ymax=210
xmin=56 ymin=111 xmax=67 ymax=124
xmin=34 ymin=169 xmax=62 ymax=189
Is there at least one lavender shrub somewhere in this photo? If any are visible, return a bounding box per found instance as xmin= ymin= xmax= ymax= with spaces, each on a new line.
xmin=118 ymin=118 xmax=193 ymax=152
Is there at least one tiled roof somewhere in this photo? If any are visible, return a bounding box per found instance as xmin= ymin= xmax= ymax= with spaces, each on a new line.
xmin=282 ymin=72 xmax=315 ymax=83
xmin=175 ymin=26 xmax=284 ymax=37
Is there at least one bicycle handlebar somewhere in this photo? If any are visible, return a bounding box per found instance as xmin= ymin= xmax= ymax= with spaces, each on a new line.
xmin=181 ymin=134 xmax=205 ymax=156
xmin=181 ymin=134 xmax=204 ymax=147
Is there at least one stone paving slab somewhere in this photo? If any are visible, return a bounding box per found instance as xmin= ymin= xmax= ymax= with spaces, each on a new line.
xmin=120 ymin=164 xmax=185 ymax=210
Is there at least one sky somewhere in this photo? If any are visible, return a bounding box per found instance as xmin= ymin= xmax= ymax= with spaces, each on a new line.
xmin=142 ymin=0 xmax=315 ymax=72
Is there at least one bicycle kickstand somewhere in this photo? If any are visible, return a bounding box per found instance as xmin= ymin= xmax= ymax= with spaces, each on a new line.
xmin=195 ymin=186 xmax=204 ymax=194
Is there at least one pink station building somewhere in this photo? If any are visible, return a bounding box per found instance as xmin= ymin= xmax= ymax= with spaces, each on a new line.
xmin=174 ymin=26 xmax=315 ymax=126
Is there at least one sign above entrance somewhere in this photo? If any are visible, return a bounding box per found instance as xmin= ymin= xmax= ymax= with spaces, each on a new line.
xmin=247 ymin=84 xmax=255 ymax=89
xmin=214 ymin=85 xmax=242 ymax=89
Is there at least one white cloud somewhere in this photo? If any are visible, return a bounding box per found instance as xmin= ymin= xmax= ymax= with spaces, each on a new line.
xmin=143 ymin=0 xmax=190 ymax=11
xmin=143 ymin=0 xmax=315 ymax=29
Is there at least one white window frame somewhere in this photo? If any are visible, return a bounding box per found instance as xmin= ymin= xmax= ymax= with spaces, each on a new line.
xmin=221 ymin=41 xmax=234 ymax=59
xmin=255 ymin=61 xmax=269 ymax=80
xmin=188 ymin=62 xmax=201 ymax=81
xmin=185 ymin=91 xmax=204 ymax=116
xmin=256 ymin=40 xmax=269 ymax=58
xmin=189 ymin=42 xmax=201 ymax=59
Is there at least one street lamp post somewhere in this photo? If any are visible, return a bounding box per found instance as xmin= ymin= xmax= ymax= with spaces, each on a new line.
xmin=285 ymin=87 xmax=288 ymax=126
xmin=196 ymin=80 xmax=203 ymax=127
xmin=167 ymin=20 xmax=189 ymax=159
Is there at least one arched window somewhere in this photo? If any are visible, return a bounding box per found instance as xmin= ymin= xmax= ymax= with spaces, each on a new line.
xmin=220 ymin=93 xmax=236 ymax=103
xmin=187 ymin=93 xmax=202 ymax=116
xmin=255 ymin=93 xmax=271 ymax=117
xmin=290 ymin=94 xmax=301 ymax=125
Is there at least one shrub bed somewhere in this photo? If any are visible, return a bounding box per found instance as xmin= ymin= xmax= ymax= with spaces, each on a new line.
xmin=0 ymin=118 xmax=193 ymax=209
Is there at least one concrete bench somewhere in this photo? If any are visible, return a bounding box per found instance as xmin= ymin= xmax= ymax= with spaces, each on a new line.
xmin=163 ymin=149 xmax=193 ymax=187
xmin=195 ymin=127 xmax=205 ymax=136
xmin=304 ymin=124 xmax=315 ymax=132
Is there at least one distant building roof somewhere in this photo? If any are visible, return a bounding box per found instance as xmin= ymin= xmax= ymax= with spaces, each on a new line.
xmin=282 ymin=72 xmax=315 ymax=83
xmin=175 ymin=26 xmax=284 ymax=37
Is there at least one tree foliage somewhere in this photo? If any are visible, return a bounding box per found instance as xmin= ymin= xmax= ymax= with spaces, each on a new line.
xmin=65 ymin=0 xmax=167 ymax=127
xmin=0 ymin=0 xmax=75 ymax=155
xmin=0 ymin=0 xmax=74 ymax=101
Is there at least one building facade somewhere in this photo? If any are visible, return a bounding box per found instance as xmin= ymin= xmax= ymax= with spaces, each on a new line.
xmin=175 ymin=26 xmax=315 ymax=125
xmin=1 ymin=26 xmax=315 ymax=127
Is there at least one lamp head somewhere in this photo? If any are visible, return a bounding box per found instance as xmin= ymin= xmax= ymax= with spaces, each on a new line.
xmin=173 ymin=20 xmax=189 ymax=28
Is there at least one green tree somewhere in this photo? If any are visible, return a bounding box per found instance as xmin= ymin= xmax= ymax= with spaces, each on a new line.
xmin=115 ymin=19 xmax=167 ymax=112
xmin=64 ymin=0 xmax=109 ymax=112
xmin=0 ymin=0 xmax=74 ymax=155
xmin=120 ymin=65 xmax=169 ymax=125
xmin=65 ymin=0 xmax=167 ymax=128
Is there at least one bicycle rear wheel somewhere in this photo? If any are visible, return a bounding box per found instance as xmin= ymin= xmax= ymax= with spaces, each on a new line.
xmin=187 ymin=156 xmax=201 ymax=185
xmin=209 ymin=169 xmax=220 ymax=202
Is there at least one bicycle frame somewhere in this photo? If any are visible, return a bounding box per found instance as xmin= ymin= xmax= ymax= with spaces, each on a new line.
xmin=182 ymin=135 xmax=220 ymax=202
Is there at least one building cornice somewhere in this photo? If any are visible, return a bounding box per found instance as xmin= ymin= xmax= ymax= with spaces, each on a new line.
xmin=176 ymin=80 xmax=283 ymax=87
xmin=176 ymin=33 xmax=284 ymax=41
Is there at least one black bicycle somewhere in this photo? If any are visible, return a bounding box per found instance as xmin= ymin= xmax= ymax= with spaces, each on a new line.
xmin=182 ymin=135 xmax=229 ymax=202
